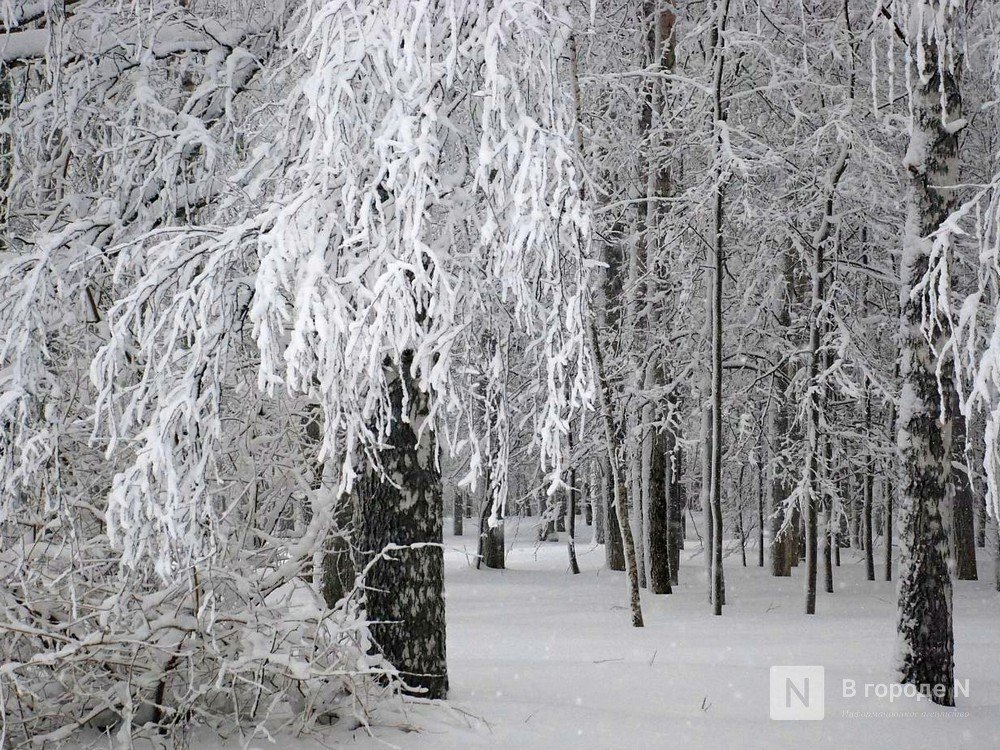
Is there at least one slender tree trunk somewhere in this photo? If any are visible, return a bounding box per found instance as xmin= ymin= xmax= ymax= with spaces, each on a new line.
xmin=595 ymin=457 xmax=608 ymax=546
xmin=757 ymin=438 xmax=765 ymax=568
xmin=589 ymin=316 xmax=644 ymax=627
xmin=700 ymin=402 xmax=715 ymax=601
xmin=669 ymin=443 xmax=684 ymax=584
xmin=895 ymin=4 xmax=961 ymax=705
xmin=949 ymin=387 xmax=978 ymax=580
xmin=804 ymin=216 xmax=824 ymax=616
xmin=631 ymin=425 xmax=647 ymax=588
xmin=648 ymin=430 xmax=672 ymax=593
xmin=861 ymin=399 xmax=875 ymax=582
xmin=603 ymin=452 xmax=624 ymax=568
xmin=821 ymin=339 xmax=834 ymax=595
xmin=834 ymin=513 xmax=841 ymax=568
xmin=358 ymin=355 xmax=448 ymax=699
xmin=804 ymin=139 xmax=848 ymax=614
xmin=708 ymin=0 xmax=731 ymax=616
xmin=885 ymin=403 xmax=896 ymax=582
xmin=823 ymin=439 xmax=834 ymax=595
xmin=768 ymin=380 xmax=792 ymax=576
xmin=975 ymin=494 xmax=986 ymax=547
xmin=452 ymin=493 xmax=463 ymax=537
xmin=736 ymin=464 xmax=747 ymax=568
xmin=567 ymin=430 xmax=581 ymax=575
xmin=975 ymin=493 xmax=986 ymax=547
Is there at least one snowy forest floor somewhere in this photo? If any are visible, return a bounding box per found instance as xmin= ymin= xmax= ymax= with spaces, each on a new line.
xmin=214 ymin=520 xmax=998 ymax=749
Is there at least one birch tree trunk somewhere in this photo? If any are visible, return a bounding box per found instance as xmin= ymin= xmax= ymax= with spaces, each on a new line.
xmin=895 ymin=0 xmax=963 ymax=705
xmin=864 ymin=391 xmax=876 ymax=581
xmin=708 ymin=0 xmax=731 ymax=616
xmin=358 ymin=354 xmax=448 ymax=699
xmin=589 ymin=316 xmax=644 ymax=627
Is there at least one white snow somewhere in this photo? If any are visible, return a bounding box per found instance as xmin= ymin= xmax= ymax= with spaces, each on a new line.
xmin=192 ymin=522 xmax=1000 ymax=749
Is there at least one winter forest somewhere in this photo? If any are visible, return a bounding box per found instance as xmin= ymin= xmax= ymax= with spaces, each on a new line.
xmin=1 ymin=0 xmax=999 ymax=747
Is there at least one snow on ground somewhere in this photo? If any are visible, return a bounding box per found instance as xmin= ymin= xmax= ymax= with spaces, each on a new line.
xmin=220 ymin=519 xmax=999 ymax=749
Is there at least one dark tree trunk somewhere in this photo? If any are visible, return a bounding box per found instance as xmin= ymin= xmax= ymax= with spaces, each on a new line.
xmin=588 ymin=316 xmax=644 ymax=627
xmin=862 ymin=473 xmax=874 ymax=581
xmin=594 ymin=457 xmax=607 ymax=545
xmin=950 ymin=389 xmax=978 ymax=580
xmin=757 ymin=442 xmax=765 ymax=568
xmin=537 ymin=492 xmax=557 ymax=542
xmin=478 ymin=497 xmax=505 ymax=570
xmin=975 ymin=494 xmax=986 ymax=548
xmin=862 ymin=391 xmax=875 ymax=580
xmin=567 ymin=433 xmax=581 ymax=575
xmin=885 ymin=404 xmax=896 ymax=582
xmin=769 ymin=398 xmax=792 ymax=577
xmin=452 ymin=493 xmax=463 ymax=536
xmin=358 ymin=357 xmax=448 ymax=699
xmin=603 ymin=454 xmax=623 ymax=568
xmin=895 ymin=10 xmax=960 ymax=705
xmin=823 ymin=460 xmax=834 ymax=594
xmin=736 ymin=464 xmax=747 ymax=568
xmin=701 ymin=404 xmax=714 ymax=599
xmin=648 ymin=430 xmax=672 ymax=594
xmin=708 ymin=0 xmax=730 ymax=617
xmin=821 ymin=397 xmax=833 ymax=595
xmin=668 ymin=443 xmax=684 ymax=584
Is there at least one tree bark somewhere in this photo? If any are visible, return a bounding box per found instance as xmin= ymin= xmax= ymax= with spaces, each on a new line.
xmin=358 ymin=355 xmax=448 ymax=699
xmin=589 ymin=316 xmax=644 ymax=627
xmin=478 ymin=495 xmax=505 ymax=570
xmin=595 ymin=457 xmax=608 ymax=545
xmin=452 ymin=493 xmax=463 ymax=536
xmin=895 ymin=4 xmax=961 ymax=705
xmin=864 ymin=393 xmax=876 ymax=581
xmin=668 ymin=442 xmax=684 ymax=584
xmin=975 ymin=494 xmax=986 ymax=548
xmin=768 ymin=377 xmax=792 ymax=577
xmin=949 ymin=387 xmax=978 ymax=580
xmin=567 ymin=431 xmax=581 ymax=575
xmin=708 ymin=0 xmax=731 ymax=617
xmin=648 ymin=430 xmax=672 ymax=593
xmin=885 ymin=403 xmax=896 ymax=582
xmin=757 ymin=437 xmax=765 ymax=568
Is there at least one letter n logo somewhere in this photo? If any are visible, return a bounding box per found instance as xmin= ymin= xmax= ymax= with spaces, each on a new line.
xmin=770 ymin=666 xmax=825 ymax=720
